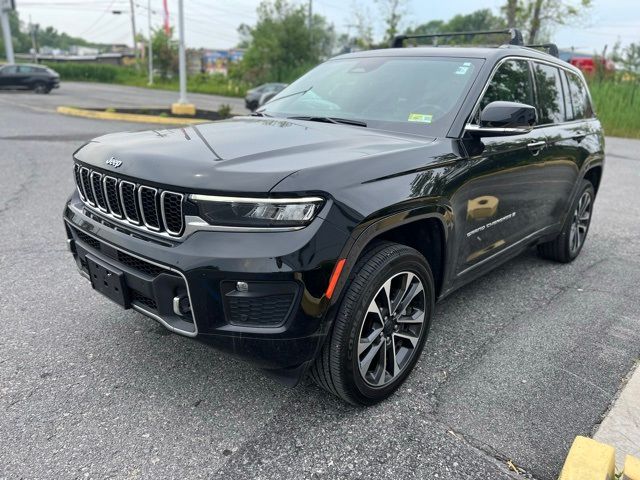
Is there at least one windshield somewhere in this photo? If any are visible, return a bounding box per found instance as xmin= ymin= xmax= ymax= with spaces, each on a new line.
xmin=260 ymin=56 xmax=483 ymax=136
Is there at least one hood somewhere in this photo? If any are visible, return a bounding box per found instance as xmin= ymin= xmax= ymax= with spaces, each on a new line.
xmin=74 ymin=116 xmax=436 ymax=193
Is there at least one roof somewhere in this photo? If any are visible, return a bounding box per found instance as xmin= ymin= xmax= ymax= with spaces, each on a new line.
xmin=332 ymin=44 xmax=581 ymax=74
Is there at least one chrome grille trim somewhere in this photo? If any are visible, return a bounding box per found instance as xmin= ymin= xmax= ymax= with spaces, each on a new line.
xmin=119 ymin=180 xmax=141 ymax=225
xmin=73 ymin=163 xmax=185 ymax=239
xmin=73 ymin=164 xmax=86 ymax=201
xmin=79 ymin=167 xmax=96 ymax=206
xmin=90 ymin=171 xmax=108 ymax=212
xmin=138 ymin=186 xmax=161 ymax=232
xmin=160 ymin=191 xmax=185 ymax=236
xmin=102 ymin=176 xmax=124 ymax=219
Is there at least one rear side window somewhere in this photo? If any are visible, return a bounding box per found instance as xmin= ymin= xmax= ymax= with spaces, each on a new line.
xmin=533 ymin=63 xmax=565 ymax=124
xmin=479 ymin=59 xmax=534 ymax=113
xmin=2 ymin=65 xmax=18 ymax=74
xmin=18 ymin=66 xmax=34 ymax=73
xmin=566 ymin=72 xmax=593 ymax=120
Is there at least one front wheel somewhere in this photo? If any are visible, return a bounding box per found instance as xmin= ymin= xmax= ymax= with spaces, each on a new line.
xmin=310 ymin=242 xmax=435 ymax=405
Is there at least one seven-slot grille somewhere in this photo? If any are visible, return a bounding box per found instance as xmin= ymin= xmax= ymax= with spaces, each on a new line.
xmin=73 ymin=163 xmax=185 ymax=237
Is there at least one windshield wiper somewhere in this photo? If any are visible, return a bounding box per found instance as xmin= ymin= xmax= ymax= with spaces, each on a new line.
xmin=262 ymin=86 xmax=313 ymax=106
xmin=287 ymin=116 xmax=367 ymax=128
xmin=250 ymin=111 xmax=272 ymax=117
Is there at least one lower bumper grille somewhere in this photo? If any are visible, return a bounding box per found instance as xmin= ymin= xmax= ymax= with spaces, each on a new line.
xmin=221 ymin=281 xmax=299 ymax=327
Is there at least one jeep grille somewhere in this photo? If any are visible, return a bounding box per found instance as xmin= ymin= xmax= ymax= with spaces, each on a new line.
xmin=73 ymin=163 xmax=185 ymax=237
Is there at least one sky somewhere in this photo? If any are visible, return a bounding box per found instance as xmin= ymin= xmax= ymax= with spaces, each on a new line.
xmin=13 ymin=0 xmax=640 ymax=54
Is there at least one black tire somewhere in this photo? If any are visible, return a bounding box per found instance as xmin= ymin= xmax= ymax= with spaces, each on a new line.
xmin=538 ymin=179 xmax=595 ymax=263
xmin=33 ymin=82 xmax=50 ymax=94
xmin=309 ymin=242 xmax=435 ymax=405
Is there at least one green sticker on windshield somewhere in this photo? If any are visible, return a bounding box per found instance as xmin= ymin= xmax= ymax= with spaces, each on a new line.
xmin=408 ymin=113 xmax=433 ymax=123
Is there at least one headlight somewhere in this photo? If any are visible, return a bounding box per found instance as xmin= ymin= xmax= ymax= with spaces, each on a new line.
xmin=190 ymin=194 xmax=324 ymax=229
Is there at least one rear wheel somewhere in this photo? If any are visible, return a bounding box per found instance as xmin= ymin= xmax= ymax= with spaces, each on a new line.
xmin=310 ymin=242 xmax=434 ymax=405
xmin=538 ymin=179 xmax=595 ymax=263
xmin=33 ymin=82 xmax=50 ymax=94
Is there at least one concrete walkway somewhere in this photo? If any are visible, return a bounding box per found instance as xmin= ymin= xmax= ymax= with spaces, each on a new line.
xmin=595 ymin=361 xmax=640 ymax=469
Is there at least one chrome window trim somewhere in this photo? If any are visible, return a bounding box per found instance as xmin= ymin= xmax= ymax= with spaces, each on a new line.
xmin=160 ymin=191 xmax=185 ymax=236
xmin=138 ymin=186 xmax=162 ymax=232
xmin=89 ymin=171 xmax=108 ymax=212
xmin=118 ymin=180 xmax=142 ymax=225
xmin=66 ymin=221 xmax=198 ymax=338
xmin=466 ymin=55 xmax=595 ymax=131
xmin=102 ymin=175 xmax=124 ymax=219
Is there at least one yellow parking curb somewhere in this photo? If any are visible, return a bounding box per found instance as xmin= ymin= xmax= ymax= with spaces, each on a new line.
xmin=559 ymin=436 xmax=616 ymax=480
xmin=56 ymin=106 xmax=209 ymax=125
xmin=625 ymin=454 xmax=640 ymax=480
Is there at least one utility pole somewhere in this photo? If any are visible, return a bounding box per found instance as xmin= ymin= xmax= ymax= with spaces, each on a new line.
xmin=29 ymin=15 xmax=38 ymax=62
xmin=129 ymin=0 xmax=138 ymax=61
xmin=308 ymin=0 xmax=312 ymax=30
xmin=147 ymin=0 xmax=153 ymax=84
xmin=0 ymin=0 xmax=15 ymax=64
xmin=171 ymin=0 xmax=194 ymax=115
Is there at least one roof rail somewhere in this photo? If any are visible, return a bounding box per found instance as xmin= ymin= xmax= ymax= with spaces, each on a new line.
xmin=525 ymin=43 xmax=559 ymax=58
xmin=391 ymin=28 xmax=524 ymax=49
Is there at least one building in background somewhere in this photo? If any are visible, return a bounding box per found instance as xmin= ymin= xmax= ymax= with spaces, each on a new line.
xmin=201 ymin=49 xmax=245 ymax=76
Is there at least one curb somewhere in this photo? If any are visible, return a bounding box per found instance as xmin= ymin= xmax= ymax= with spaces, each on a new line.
xmin=559 ymin=436 xmax=640 ymax=480
xmin=56 ymin=106 xmax=209 ymax=125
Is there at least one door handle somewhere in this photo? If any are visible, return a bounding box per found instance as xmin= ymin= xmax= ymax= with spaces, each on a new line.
xmin=527 ymin=141 xmax=546 ymax=155
xmin=572 ymin=133 xmax=587 ymax=143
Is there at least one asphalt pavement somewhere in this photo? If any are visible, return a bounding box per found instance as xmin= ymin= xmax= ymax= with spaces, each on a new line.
xmin=1 ymin=85 xmax=639 ymax=480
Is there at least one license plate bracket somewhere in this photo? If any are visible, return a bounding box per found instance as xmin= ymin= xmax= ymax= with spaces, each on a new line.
xmin=86 ymin=253 xmax=130 ymax=308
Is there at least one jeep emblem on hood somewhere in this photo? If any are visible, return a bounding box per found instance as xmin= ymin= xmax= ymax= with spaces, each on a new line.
xmin=106 ymin=157 xmax=122 ymax=168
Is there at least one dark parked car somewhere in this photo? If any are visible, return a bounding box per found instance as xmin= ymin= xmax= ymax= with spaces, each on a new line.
xmin=0 ymin=63 xmax=60 ymax=93
xmin=64 ymin=29 xmax=604 ymax=405
xmin=244 ymin=82 xmax=287 ymax=111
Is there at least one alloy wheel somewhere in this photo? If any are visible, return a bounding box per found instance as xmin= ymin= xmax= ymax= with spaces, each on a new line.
xmin=569 ymin=190 xmax=592 ymax=255
xmin=357 ymin=271 xmax=426 ymax=387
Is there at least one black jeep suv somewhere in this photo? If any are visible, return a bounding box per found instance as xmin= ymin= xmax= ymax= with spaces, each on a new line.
xmin=63 ymin=30 xmax=604 ymax=405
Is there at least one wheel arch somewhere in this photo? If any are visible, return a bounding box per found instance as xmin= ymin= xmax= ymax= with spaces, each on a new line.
xmin=584 ymin=165 xmax=603 ymax=194
xmin=330 ymin=205 xmax=452 ymax=306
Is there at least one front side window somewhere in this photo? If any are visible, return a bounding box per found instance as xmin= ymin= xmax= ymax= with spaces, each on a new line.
xmin=566 ymin=72 xmax=593 ymax=120
xmin=261 ymin=56 xmax=483 ymax=136
xmin=533 ymin=63 xmax=565 ymax=124
xmin=479 ymin=59 xmax=534 ymax=115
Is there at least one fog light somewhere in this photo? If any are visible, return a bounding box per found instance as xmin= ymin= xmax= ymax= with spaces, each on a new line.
xmin=236 ymin=281 xmax=249 ymax=292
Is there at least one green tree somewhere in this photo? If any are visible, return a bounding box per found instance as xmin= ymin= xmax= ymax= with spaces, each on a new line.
xmin=151 ymin=27 xmax=177 ymax=79
xmin=376 ymin=0 xmax=407 ymax=45
xmin=0 ymin=11 xmax=31 ymax=56
xmin=406 ymin=9 xmax=506 ymax=46
xmin=501 ymin=0 xmax=593 ymax=44
xmin=238 ymin=0 xmax=335 ymax=84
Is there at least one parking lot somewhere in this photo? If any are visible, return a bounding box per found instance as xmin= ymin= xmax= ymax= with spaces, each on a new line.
xmin=1 ymin=85 xmax=639 ymax=479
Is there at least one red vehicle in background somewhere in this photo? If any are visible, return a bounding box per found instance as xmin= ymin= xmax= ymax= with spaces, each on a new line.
xmin=559 ymin=50 xmax=615 ymax=74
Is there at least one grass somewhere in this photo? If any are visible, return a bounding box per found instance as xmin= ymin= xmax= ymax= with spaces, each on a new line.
xmin=588 ymin=77 xmax=640 ymax=139
xmin=44 ymin=62 xmax=249 ymax=98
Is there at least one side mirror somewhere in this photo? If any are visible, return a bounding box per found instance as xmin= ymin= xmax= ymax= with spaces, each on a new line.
xmin=466 ymin=101 xmax=537 ymax=137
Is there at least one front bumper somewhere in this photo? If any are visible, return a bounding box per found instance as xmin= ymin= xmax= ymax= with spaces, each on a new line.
xmin=63 ymin=193 xmax=349 ymax=379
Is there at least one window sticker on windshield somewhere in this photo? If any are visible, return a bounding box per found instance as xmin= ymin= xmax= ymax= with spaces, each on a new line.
xmin=408 ymin=113 xmax=433 ymax=123
xmin=455 ymin=65 xmax=470 ymax=75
